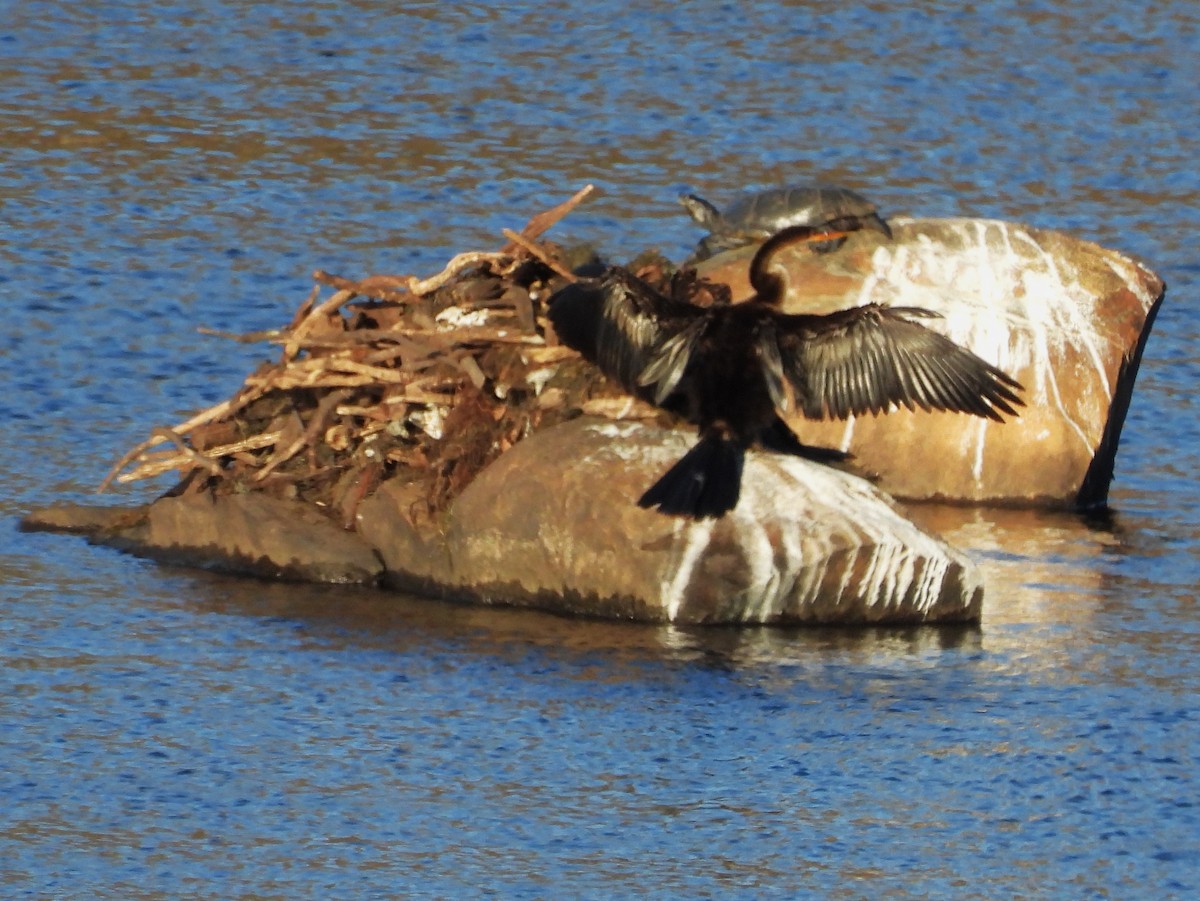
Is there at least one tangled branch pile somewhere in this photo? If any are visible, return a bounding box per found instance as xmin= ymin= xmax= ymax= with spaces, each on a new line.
xmin=100 ymin=186 xmax=672 ymax=524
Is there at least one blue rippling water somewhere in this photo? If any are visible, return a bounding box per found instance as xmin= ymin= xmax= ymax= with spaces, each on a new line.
xmin=2 ymin=1 xmax=1198 ymax=897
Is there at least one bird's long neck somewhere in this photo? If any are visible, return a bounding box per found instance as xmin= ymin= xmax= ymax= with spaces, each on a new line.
xmin=747 ymin=224 xmax=851 ymax=307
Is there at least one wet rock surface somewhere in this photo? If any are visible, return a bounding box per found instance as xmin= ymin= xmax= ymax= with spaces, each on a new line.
xmin=420 ymin=419 xmax=983 ymax=624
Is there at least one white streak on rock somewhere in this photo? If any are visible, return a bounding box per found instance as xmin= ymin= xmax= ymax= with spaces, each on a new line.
xmin=581 ymin=420 xmax=652 ymax=463
xmin=1010 ymin=226 xmax=1111 ymax=395
xmin=971 ymin=417 xmax=988 ymax=482
xmin=1102 ymin=255 xmax=1159 ymax=302
xmin=867 ymin=218 xmax=1134 ymax=460
xmin=664 ymin=518 xmax=715 ymax=622
xmin=839 ymin=416 xmax=857 ymax=452
xmin=742 ymin=455 xmax=975 ymax=619
xmin=586 ymin=421 xmax=643 ymax=439
xmin=1006 ymin=226 xmax=1103 ymax=450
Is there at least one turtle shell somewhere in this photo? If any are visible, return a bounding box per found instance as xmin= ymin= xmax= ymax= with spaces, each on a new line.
xmin=681 ymin=183 xmax=891 ymax=261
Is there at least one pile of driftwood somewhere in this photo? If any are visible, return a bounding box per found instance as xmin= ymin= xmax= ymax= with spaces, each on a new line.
xmin=100 ymin=186 xmax=671 ymax=523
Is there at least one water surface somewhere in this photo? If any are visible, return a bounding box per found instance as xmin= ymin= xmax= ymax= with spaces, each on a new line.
xmin=2 ymin=1 xmax=1199 ymax=897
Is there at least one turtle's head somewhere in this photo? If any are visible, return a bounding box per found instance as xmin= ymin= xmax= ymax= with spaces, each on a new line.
xmin=678 ymin=193 xmax=721 ymax=229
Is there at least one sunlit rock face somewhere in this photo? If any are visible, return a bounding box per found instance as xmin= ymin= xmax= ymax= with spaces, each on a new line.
xmin=696 ymin=218 xmax=1164 ymax=509
xmin=26 ymin=419 xmax=981 ymax=624
xmin=143 ymin=493 xmax=385 ymax=584
xmin=356 ymin=419 xmax=982 ymax=625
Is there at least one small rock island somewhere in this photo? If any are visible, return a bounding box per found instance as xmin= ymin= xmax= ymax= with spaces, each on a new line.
xmin=22 ymin=187 xmax=1164 ymax=625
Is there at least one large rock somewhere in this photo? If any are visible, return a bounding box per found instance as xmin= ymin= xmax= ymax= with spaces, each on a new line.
xmin=25 ymin=421 xmax=980 ymax=625
xmin=696 ymin=218 xmax=1164 ymax=509
xmin=356 ymin=419 xmax=982 ymax=624
xmin=20 ymin=493 xmax=382 ymax=584
xmin=24 ymin=421 xmax=980 ymax=624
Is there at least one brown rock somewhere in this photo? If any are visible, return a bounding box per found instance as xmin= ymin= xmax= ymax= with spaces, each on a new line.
xmin=697 ymin=218 xmax=1164 ymax=508
xmin=26 ymin=429 xmax=979 ymax=625
xmin=142 ymin=492 xmax=383 ymax=584
xmin=357 ymin=419 xmax=982 ymax=625
xmin=20 ymin=503 xmax=149 ymax=535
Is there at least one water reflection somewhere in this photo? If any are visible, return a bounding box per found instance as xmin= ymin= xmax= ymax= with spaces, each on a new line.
xmin=177 ymin=565 xmax=980 ymax=664
xmin=905 ymin=505 xmax=1127 ymax=627
xmin=70 ymin=497 xmax=1191 ymax=695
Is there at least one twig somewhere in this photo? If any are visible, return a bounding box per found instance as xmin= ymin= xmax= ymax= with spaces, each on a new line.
xmin=198 ymin=326 xmax=288 ymax=344
xmin=405 ymin=251 xmax=511 ymax=297
xmin=255 ymin=390 xmax=351 ymax=481
xmin=115 ymin=431 xmax=284 ymax=483
xmin=312 ymin=270 xmax=413 ymax=304
xmin=284 ymin=288 xmax=356 ymax=360
xmin=145 ymin=427 xmax=224 ymax=480
xmin=98 ymin=400 xmax=236 ymax=493
xmin=501 ymin=228 xmax=578 ymax=282
xmin=503 ymin=184 xmax=596 ymax=250
xmin=286 ymin=284 xmax=322 ymax=330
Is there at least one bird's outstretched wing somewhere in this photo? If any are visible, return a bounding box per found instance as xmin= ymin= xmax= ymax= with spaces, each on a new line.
xmin=548 ymin=268 xmax=704 ymax=399
xmin=775 ymin=304 xmax=1024 ymax=421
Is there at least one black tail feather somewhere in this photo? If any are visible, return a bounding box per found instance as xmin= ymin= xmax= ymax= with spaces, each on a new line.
xmin=638 ymin=435 xmax=745 ymax=519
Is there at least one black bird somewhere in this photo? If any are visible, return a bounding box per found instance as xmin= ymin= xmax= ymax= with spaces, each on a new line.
xmin=548 ymin=224 xmax=1024 ymax=519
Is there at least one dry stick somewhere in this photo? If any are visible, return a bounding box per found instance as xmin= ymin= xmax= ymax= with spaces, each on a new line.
xmin=503 ymin=183 xmax=596 ymax=250
xmin=456 ymin=354 xmax=487 ymax=390
xmin=198 ymin=326 xmax=289 ymax=344
xmin=311 ymin=270 xmax=412 ymax=304
xmin=263 ymin=325 xmax=540 ymax=355
xmin=367 ymin=186 xmax=597 ymax=297
xmin=245 ymin=373 xmax=399 ymax=390
xmin=314 ymin=184 xmax=595 ymax=301
xmin=388 ymin=325 xmax=543 ymax=345
xmin=116 ymin=431 xmax=285 ymax=483
xmin=340 ymin=462 xmax=384 ymax=530
xmin=284 ymin=288 xmax=357 ymax=360
xmin=406 ymin=251 xmax=511 ymax=296
xmin=363 ymin=337 xmax=444 ymax=367
xmin=323 ymin=359 xmax=418 ymax=381
xmin=254 ymin=389 xmax=352 ymax=481
xmin=500 ymin=228 xmax=578 ymax=283
xmin=98 ymin=399 xmax=235 ymax=493
xmin=150 ymin=427 xmax=223 ymax=477
xmin=287 ymin=283 xmax=322 ymax=330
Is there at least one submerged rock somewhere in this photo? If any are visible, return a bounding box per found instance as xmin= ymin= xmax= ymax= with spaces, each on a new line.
xmin=697 ymin=218 xmax=1164 ymax=508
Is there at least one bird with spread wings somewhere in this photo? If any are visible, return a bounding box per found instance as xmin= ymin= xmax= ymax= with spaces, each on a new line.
xmin=548 ymin=224 xmax=1024 ymax=519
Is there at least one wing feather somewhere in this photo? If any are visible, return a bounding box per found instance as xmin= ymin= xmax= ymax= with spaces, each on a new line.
xmin=776 ymin=303 xmax=1024 ymax=421
xmin=754 ymin=320 xmax=790 ymax=412
xmin=636 ymin=316 xmax=707 ymax=404
xmin=547 ymin=268 xmax=703 ymax=397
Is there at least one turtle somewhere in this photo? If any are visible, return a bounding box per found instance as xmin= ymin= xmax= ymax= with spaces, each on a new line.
xmin=679 ymin=183 xmax=893 ymax=262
